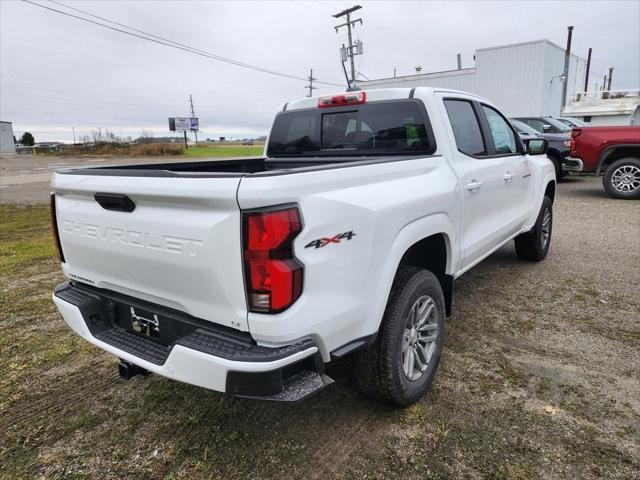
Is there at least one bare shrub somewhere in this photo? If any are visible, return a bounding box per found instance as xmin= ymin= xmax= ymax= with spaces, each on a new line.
xmin=130 ymin=143 xmax=184 ymax=156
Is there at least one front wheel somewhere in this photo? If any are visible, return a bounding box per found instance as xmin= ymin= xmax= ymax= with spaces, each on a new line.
xmin=514 ymin=195 xmax=553 ymax=261
xmin=603 ymin=158 xmax=640 ymax=199
xmin=354 ymin=266 xmax=445 ymax=406
xmin=548 ymin=155 xmax=565 ymax=180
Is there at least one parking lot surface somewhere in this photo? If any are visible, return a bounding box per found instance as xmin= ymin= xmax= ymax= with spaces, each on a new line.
xmin=0 ymin=154 xmax=223 ymax=203
xmin=0 ymin=174 xmax=638 ymax=479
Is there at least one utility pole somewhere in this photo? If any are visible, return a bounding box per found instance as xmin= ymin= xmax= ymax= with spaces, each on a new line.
xmin=583 ymin=47 xmax=592 ymax=93
xmin=71 ymin=127 xmax=75 ymax=145
xmin=189 ymin=93 xmax=198 ymax=145
xmin=561 ymin=25 xmax=574 ymax=108
xmin=334 ymin=5 xmax=363 ymax=88
xmin=305 ymin=68 xmax=317 ymax=97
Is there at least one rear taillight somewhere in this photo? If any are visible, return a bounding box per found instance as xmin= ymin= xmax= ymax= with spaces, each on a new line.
xmin=318 ymin=91 xmax=366 ymax=108
xmin=50 ymin=193 xmax=65 ymax=263
xmin=570 ymin=128 xmax=581 ymax=153
xmin=242 ymin=206 xmax=303 ymax=313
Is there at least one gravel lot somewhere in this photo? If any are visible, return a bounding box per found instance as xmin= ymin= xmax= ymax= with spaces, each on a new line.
xmin=0 ymin=174 xmax=638 ymax=479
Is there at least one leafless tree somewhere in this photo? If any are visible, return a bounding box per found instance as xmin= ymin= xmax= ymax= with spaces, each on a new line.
xmin=91 ymin=128 xmax=103 ymax=143
xmin=140 ymin=130 xmax=154 ymax=144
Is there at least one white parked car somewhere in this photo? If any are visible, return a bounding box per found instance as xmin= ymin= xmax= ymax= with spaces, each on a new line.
xmin=51 ymin=87 xmax=555 ymax=406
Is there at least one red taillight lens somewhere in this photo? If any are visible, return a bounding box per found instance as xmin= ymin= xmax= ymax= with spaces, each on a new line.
xmin=318 ymin=91 xmax=366 ymax=108
xmin=50 ymin=193 xmax=65 ymax=263
xmin=570 ymin=128 xmax=581 ymax=153
xmin=243 ymin=206 xmax=303 ymax=313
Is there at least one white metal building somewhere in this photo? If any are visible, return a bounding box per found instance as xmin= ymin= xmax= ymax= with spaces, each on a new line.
xmin=357 ymin=40 xmax=602 ymax=118
xmin=561 ymin=90 xmax=640 ymax=126
xmin=0 ymin=121 xmax=16 ymax=154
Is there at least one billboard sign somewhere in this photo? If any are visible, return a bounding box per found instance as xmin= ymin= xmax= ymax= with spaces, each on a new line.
xmin=168 ymin=117 xmax=199 ymax=132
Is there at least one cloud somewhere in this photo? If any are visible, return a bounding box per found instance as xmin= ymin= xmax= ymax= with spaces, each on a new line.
xmin=1 ymin=0 xmax=638 ymax=142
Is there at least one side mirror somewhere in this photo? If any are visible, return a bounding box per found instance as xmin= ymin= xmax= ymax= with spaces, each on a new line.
xmin=542 ymin=124 xmax=552 ymax=131
xmin=524 ymin=138 xmax=549 ymax=155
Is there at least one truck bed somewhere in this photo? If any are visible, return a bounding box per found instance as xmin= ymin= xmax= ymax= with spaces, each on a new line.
xmin=57 ymin=155 xmax=431 ymax=177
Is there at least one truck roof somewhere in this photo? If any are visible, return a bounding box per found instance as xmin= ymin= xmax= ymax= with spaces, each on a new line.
xmin=284 ymin=86 xmax=486 ymax=111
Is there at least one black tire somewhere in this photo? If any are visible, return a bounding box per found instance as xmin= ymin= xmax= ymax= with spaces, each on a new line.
xmin=514 ymin=195 xmax=553 ymax=261
xmin=602 ymin=158 xmax=640 ymax=199
xmin=548 ymin=154 xmax=565 ymax=180
xmin=354 ymin=266 xmax=445 ymax=406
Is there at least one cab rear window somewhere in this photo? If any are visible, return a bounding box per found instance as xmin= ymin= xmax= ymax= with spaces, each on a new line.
xmin=267 ymin=100 xmax=436 ymax=157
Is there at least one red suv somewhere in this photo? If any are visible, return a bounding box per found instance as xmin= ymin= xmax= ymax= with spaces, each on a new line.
xmin=568 ymin=126 xmax=640 ymax=199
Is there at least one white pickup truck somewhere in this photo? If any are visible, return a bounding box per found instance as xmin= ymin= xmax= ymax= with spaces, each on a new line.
xmin=51 ymin=87 xmax=555 ymax=406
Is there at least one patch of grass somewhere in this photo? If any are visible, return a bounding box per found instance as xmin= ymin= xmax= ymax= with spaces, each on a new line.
xmin=181 ymin=145 xmax=263 ymax=158
xmin=616 ymin=425 xmax=635 ymax=437
xmin=495 ymin=354 xmax=530 ymax=388
xmin=0 ymin=204 xmax=56 ymax=276
xmin=0 ymin=236 xmax=56 ymax=274
xmin=0 ymin=204 xmax=51 ymax=239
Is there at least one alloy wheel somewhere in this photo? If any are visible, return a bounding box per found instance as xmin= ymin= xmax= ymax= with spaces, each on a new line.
xmin=541 ymin=208 xmax=551 ymax=249
xmin=611 ymin=164 xmax=640 ymax=194
xmin=402 ymin=295 xmax=439 ymax=381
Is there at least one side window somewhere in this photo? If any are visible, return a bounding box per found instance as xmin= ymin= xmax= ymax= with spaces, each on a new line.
xmin=524 ymin=118 xmax=545 ymax=134
xmin=481 ymin=105 xmax=518 ymax=154
xmin=444 ymin=99 xmax=486 ymax=156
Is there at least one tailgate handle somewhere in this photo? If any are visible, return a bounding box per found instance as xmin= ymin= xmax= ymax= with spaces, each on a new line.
xmin=94 ymin=193 xmax=136 ymax=212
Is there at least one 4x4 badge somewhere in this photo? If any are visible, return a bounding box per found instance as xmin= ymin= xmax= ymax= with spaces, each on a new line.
xmin=305 ymin=231 xmax=356 ymax=249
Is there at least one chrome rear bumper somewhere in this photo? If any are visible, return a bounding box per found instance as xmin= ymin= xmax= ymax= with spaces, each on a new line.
xmin=563 ymin=157 xmax=584 ymax=172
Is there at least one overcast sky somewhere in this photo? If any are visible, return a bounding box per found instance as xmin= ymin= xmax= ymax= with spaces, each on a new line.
xmin=1 ymin=0 xmax=639 ymax=142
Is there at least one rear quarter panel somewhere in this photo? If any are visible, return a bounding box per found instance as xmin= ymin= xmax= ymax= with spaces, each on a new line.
xmin=573 ymin=126 xmax=640 ymax=172
xmin=238 ymin=157 xmax=459 ymax=359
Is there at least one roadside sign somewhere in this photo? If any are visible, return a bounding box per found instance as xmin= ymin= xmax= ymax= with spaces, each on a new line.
xmin=168 ymin=117 xmax=199 ymax=132
xmin=174 ymin=117 xmax=191 ymax=131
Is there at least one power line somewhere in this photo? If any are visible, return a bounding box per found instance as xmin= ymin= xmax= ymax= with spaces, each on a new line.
xmin=313 ymin=0 xmax=339 ymax=11
xmin=22 ymin=0 xmax=344 ymax=87
xmin=289 ymin=0 xmax=332 ymax=16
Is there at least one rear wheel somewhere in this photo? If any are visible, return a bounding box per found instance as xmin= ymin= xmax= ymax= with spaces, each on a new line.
xmin=603 ymin=158 xmax=640 ymax=199
xmin=354 ymin=266 xmax=445 ymax=406
xmin=514 ymin=195 xmax=553 ymax=261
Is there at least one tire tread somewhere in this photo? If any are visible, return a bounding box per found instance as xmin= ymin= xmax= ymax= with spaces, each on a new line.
xmin=355 ymin=266 xmax=443 ymax=405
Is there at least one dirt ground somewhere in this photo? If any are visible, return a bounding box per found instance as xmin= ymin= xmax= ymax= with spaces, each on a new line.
xmin=0 ymin=175 xmax=638 ymax=479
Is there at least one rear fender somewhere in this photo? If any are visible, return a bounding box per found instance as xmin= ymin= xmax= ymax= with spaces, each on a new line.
xmin=370 ymin=213 xmax=457 ymax=332
xmin=597 ymin=144 xmax=640 ymax=175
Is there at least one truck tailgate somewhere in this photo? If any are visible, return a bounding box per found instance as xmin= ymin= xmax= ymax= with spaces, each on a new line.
xmin=51 ymin=172 xmax=248 ymax=331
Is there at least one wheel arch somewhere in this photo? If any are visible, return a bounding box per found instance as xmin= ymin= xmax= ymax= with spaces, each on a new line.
xmin=597 ymin=145 xmax=640 ymax=175
xmin=398 ymin=233 xmax=454 ymax=316
xmin=545 ymin=179 xmax=556 ymax=203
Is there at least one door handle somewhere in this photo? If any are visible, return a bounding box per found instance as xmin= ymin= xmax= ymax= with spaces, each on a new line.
xmin=465 ymin=180 xmax=482 ymax=192
xmin=503 ymin=171 xmax=514 ymax=182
